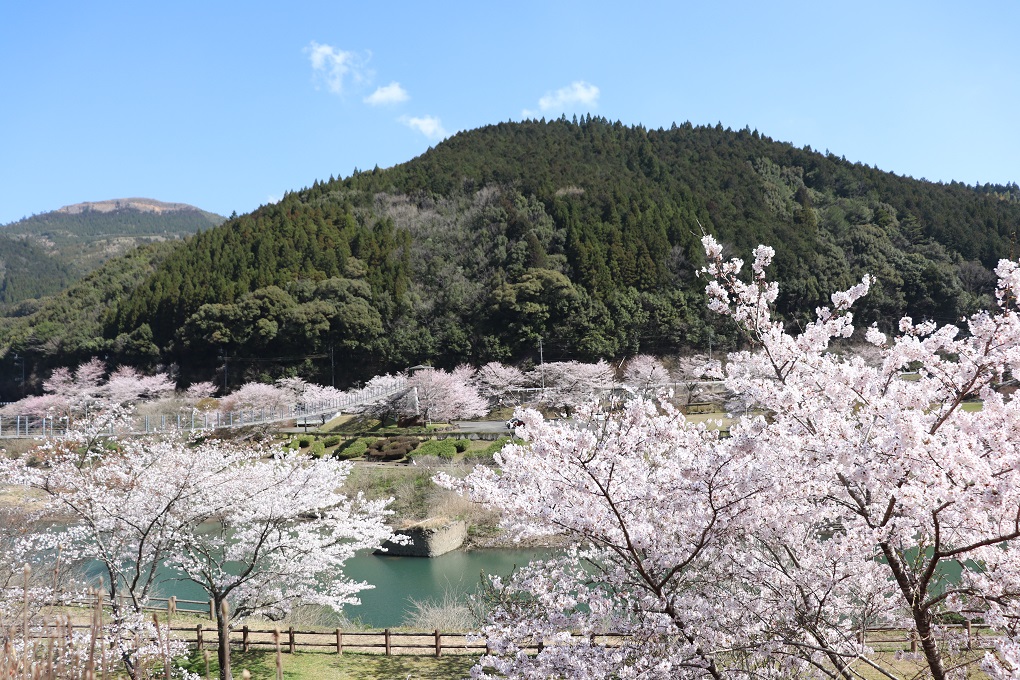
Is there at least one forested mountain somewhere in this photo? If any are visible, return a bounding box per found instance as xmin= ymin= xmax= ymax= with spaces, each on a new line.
xmin=4 ymin=118 xmax=1019 ymax=391
xmin=0 ymin=198 xmax=224 ymax=307
xmin=0 ymin=236 xmax=74 ymax=305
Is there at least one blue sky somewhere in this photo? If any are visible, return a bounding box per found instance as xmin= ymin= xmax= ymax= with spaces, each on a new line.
xmin=1 ymin=1 xmax=1017 ymax=225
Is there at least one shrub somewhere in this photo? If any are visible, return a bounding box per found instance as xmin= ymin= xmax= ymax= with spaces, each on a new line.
xmin=297 ymin=435 xmax=314 ymax=448
xmin=322 ymin=435 xmax=342 ymax=448
xmin=463 ymin=437 xmax=514 ymax=464
xmin=365 ymin=436 xmax=419 ymax=461
xmin=415 ymin=439 xmax=459 ymax=460
xmin=309 ymin=441 xmax=326 ymax=458
xmin=334 ymin=437 xmax=376 ymax=460
xmin=482 ymin=437 xmax=511 ymax=456
xmin=453 ymin=439 xmax=469 ymax=453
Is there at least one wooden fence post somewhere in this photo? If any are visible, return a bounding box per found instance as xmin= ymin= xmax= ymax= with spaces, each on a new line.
xmin=385 ymin=628 xmax=391 ymax=656
xmin=434 ymin=629 xmax=441 ymax=657
xmin=196 ymin=624 xmax=204 ymax=650
xmin=242 ymin=625 xmax=249 ymax=653
xmin=909 ymin=630 xmax=917 ymax=653
xmin=336 ymin=628 xmax=342 ymax=655
xmin=273 ymin=629 xmax=282 ymax=680
xmin=966 ymin=620 xmax=973 ymax=650
xmin=208 ymin=599 xmax=215 ymax=620
xmin=288 ymin=626 xmax=295 ymax=654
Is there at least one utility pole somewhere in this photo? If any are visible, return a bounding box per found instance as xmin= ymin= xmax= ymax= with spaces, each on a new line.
xmin=12 ymin=353 xmax=24 ymax=397
xmin=219 ymin=350 xmax=229 ymax=393
xmin=538 ymin=337 xmax=545 ymax=393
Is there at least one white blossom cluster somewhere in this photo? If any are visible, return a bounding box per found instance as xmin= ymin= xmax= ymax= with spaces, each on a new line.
xmin=440 ymin=236 xmax=1020 ymax=679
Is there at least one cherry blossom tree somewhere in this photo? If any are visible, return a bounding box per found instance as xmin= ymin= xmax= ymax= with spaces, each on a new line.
xmin=1 ymin=413 xmax=395 ymax=680
xmin=700 ymin=234 xmax=1020 ymax=679
xmin=437 ymin=399 xmax=768 ymax=678
xmin=671 ymin=353 xmax=727 ymax=411
xmin=442 ymin=235 xmax=1020 ymax=679
xmin=274 ymin=376 xmax=343 ymax=406
xmin=15 ymin=358 xmax=108 ymax=422
xmin=103 ymin=366 xmax=175 ymax=406
xmin=473 ymin=362 xmax=531 ymax=406
xmin=407 ymin=365 xmax=488 ymax=423
xmin=2 ymin=360 xmax=176 ymax=424
xmin=0 ymin=393 xmax=66 ymax=419
xmin=217 ymin=381 xmax=287 ymax=414
xmin=532 ymin=360 xmax=614 ymax=414
xmin=167 ymin=447 xmax=394 ymax=680
xmin=181 ymin=380 xmax=219 ymax=412
xmin=0 ymin=410 xmax=199 ymax=677
xmin=360 ymin=367 xmax=487 ymax=424
xmin=622 ymin=354 xmax=670 ymax=397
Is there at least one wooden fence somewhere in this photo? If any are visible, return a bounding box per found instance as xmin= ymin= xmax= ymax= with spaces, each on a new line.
xmin=185 ymin=625 xmax=496 ymax=657
xmin=47 ymin=595 xmax=1000 ymax=658
xmin=861 ymin=624 xmax=992 ymax=653
xmin=173 ymin=623 xmax=998 ymax=658
xmin=26 ymin=621 xmax=614 ymax=657
xmin=68 ymin=594 xmax=216 ymax=618
xmin=37 ymin=608 xmax=996 ymax=659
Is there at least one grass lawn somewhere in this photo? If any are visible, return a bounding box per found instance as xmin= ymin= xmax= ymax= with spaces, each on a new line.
xmin=176 ymin=645 xmax=994 ymax=679
xmin=180 ymin=650 xmax=477 ymax=679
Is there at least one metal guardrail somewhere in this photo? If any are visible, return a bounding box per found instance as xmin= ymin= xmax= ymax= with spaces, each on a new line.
xmin=0 ymin=380 xmax=407 ymax=439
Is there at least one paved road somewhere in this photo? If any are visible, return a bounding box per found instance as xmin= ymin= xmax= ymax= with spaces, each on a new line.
xmin=452 ymin=420 xmax=509 ymax=433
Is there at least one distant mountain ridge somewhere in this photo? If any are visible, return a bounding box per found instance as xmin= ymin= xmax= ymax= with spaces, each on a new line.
xmin=52 ymin=198 xmax=212 ymax=216
xmin=3 ymin=118 xmax=1020 ymax=392
xmin=0 ymin=197 xmax=224 ymax=308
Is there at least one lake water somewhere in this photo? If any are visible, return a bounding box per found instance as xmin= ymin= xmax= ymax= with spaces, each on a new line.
xmin=110 ymin=548 xmax=552 ymax=629
xmin=342 ymin=548 xmax=552 ymax=628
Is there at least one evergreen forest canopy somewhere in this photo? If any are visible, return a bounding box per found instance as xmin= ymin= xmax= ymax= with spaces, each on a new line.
xmin=0 ymin=199 xmax=224 ymax=309
xmin=3 ymin=117 xmax=1020 ymax=394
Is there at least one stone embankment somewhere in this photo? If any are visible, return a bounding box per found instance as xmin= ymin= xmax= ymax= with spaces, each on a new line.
xmin=375 ymin=517 xmax=467 ymax=557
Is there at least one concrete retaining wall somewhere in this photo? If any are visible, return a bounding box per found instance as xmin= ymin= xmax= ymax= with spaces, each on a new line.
xmin=375 ymin=518 xmax=467 ymax=557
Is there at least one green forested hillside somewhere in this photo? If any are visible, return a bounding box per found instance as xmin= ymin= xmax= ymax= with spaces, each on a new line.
xmin=4 ymin=118 xmax=1019 ymax=390
xmin=0 ymin=199 xmax=224 ymax=308
xmin=0 ymin=236 xmax=74 ymax=304
xmin=0 ymin=242 xmax=179 ymax=394
xmin=6 ymin=201 xmax=223 ymax=244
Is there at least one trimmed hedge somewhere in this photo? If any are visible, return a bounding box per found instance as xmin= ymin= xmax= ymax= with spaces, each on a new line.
xmin=365 ymin=436 xmax=419 ymax=461
xmin=414 ymin=439 xmax=459 ymax=460
xmin=334 ymin=437 xmax=376 ymax=460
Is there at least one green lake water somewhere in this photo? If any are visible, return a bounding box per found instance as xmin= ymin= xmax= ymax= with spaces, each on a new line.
xmin=108 ymin=548 xmax=552 ymax=629
xmin=341 ymin=548 xmax=553 ymax=628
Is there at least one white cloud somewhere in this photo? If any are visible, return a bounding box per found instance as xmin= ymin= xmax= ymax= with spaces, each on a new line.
xmin=400 ymin=115 xmax=448 ymax=141
xmin=305 ymin=41 xmax=368 ymax=95
xmin=537 ymin=81 xmax=600 ymax=112
xmin=364 ymin=82 xmax=410 ymax=106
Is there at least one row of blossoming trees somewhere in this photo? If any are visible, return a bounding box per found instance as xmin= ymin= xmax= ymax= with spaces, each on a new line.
xmin=1 ymin=353 xmax=719 ymax=428
xmin=0 ymin=407 xmax=397 ymax=680
xmin=8 ymin=233 xmax=1020 ymax=678
xmin=434 ymin=236 xmax=1020 ymax=679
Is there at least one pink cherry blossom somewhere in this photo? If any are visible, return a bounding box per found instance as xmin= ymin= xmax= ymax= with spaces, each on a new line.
xmin=442 ymin=236 xmax=1020 ymax=679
